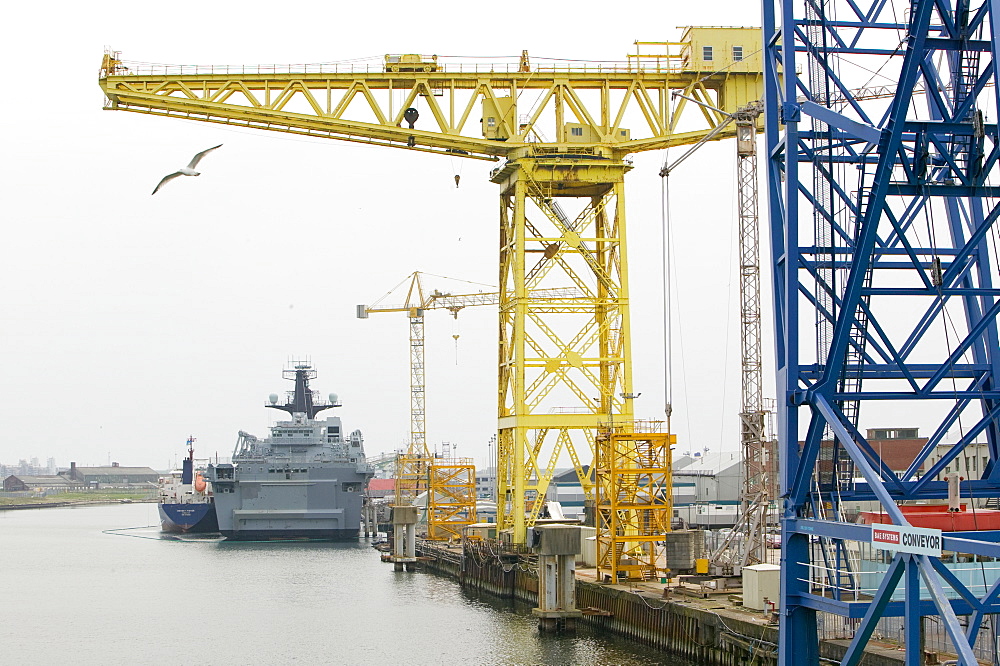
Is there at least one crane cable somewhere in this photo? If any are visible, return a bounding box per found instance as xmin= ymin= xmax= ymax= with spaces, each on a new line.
xmin=449 ymin=151 xmax=465 ymax=188
xmin=660 ymin=151 xmax=673 ymax=427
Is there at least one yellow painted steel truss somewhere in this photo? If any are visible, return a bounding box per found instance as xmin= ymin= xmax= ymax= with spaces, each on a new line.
xmin=394 ymin=450 xmax=433 ymax=508
xmin=99 ymin=35 xmax=761 ymax=162
xmin=496 ymin=159 xmax=635 ymax=541
xmin=426 ymin=458 xmax=477 ymax=541
xmin=595 ymin=421 xmax=673 ymax=582
xmin=98 ymin=32 xmax=763 ymax=545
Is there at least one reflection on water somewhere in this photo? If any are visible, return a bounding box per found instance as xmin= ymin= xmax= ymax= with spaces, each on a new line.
xmin=2 ymin=504 xmax=687 ymax=665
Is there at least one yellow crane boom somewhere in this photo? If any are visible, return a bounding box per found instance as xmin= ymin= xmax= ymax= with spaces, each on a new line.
xmin=99 ymin=30 xmax=760 ymax=161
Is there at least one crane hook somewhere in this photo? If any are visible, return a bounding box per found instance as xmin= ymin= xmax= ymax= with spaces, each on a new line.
xmin=454 ymin=174 xmax=461 ymax=188
xmin=404 ymin=107 xmax=419 ymax=129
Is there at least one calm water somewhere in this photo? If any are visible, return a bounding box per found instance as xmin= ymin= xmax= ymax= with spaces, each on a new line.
xmin=1 ymin=504 xmax=685 ymax=665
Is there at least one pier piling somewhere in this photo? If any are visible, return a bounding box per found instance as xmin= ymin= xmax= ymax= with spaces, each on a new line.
xmin=531 ymin=525 xmax=583 ymax=632
xmin=390 ymin=505 xmax=419 ymax=571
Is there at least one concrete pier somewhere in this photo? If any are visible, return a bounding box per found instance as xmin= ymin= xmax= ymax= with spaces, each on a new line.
xmin=390 ymin=505 xmax=418 ymax=572
xmin=531 ymin=525 xmax=583 ymax=632
xmin=414 ymin=538 xmax=943 ymax=665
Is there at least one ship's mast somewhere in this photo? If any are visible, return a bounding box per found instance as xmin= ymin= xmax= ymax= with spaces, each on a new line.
xmin=265 ymin=364 xmax=338 ymax=419
xmin=182 ymin=436 xmax=196 ymax=485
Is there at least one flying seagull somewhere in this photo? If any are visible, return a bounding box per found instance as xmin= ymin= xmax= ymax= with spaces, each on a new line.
xmin=151 ymin=144 xmax=223 ymax=195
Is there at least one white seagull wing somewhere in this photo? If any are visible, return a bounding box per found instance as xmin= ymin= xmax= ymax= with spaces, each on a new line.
xmin=151 ymin=171 xmax=184 ymax=195
xmin=186 ymin=143 xmax=223 ymax=169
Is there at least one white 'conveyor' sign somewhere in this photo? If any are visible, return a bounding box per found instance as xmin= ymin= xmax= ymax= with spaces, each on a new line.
xmin=870 ymin=523 xmax=943 ymax=557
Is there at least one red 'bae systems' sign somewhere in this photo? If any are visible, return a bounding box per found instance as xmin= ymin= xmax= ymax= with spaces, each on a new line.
xmin=870 ymin=523 xmax=943 ymax=556
xmin=872 ymin=527 xmax=900 ymax=544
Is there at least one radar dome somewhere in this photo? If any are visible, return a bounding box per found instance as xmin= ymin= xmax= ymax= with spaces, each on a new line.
xmin=329 ymin=393 xmax=339 ymax=404
xmin=268 ymin=393 xmax=279 ymax=405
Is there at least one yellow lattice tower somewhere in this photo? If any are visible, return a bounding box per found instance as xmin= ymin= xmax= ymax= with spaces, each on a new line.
xmin=595 ymin=420 xmax=673 ymax=582
xmin=426 ymin=457 xmax=477 ymax=541
xmin=497 ymin=162 xmax=636 ymax=540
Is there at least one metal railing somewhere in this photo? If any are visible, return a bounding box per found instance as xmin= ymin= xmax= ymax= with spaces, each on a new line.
xmin=105 ymin=58 xmax=690 ymax=78
xmin=818 ymin=611 xmax=998 ymax=662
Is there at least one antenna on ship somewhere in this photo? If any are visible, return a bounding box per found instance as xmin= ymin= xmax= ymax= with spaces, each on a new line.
xmin=266 ymin=361 xmax=337 ymax=420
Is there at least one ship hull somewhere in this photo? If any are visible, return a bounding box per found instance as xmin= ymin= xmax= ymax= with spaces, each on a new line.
xmin=211 ymin=466 xmax=370 ymax=541
xmin=159 ymin=503 xmax=219 ymax=533
xmin=219 ymin=528 xmax=360 ymax=541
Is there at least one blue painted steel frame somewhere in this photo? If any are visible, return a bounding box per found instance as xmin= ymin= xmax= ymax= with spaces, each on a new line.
xmin=763 ymin=0 xmax=1000 ymax=662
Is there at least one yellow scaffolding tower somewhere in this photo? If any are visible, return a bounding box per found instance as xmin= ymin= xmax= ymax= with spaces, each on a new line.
xmin=394 ymin=450 xmax=434 ymax=508
xmin=426 ymin=457 xmax=477 ymax=541
xmin=595 ymin=420 xmax=673 ymax=582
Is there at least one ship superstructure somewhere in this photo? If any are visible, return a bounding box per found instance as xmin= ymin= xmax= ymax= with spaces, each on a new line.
xmin=208 ymin=364 xmax=373 ymax=540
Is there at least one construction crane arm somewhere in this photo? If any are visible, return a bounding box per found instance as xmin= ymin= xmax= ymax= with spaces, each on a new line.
xmin=360 ymin=287 xmax=582 ymax=317
xmin=98 ymin=35 xmax=763 ymax=159
xmin=358 ymin=291 xmax=500 ymax=316
xmin=357 ymin=272 xmax=583 ymax=318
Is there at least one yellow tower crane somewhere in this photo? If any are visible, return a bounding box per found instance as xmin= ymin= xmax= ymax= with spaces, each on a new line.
xmin=358 ymin=271 xmax=578 ymax=541
xmin=357 ymin=272 xmax=500 ymax=460
xmin=357 ymin=271 xmax=498 ymax=509
xmin=357 ymin=272 xmax=580 ymax=505
xmin=99 ymin=28 xmax=765 ymax=546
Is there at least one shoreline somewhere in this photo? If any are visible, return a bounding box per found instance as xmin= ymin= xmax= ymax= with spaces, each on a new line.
xmin=0 ymin=499 xmax=157 ymax=511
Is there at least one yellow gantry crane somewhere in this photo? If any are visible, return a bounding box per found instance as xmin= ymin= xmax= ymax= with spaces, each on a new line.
xmin=99 ymin=28 xmax=765 ymax=546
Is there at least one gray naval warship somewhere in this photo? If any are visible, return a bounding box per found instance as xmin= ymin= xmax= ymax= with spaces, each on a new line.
xmin=208 ymin=364 xmax=373 ymax=540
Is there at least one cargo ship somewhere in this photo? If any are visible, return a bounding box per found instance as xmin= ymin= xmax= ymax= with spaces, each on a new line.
xmin=208 ymin=364 xmax=373 ymax=540
xmin=158 ymin=436 xmax=219 ymax=533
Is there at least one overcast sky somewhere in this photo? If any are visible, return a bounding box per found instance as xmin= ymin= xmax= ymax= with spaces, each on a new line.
xmin=0 ymin=1 xmax=769 ymax=472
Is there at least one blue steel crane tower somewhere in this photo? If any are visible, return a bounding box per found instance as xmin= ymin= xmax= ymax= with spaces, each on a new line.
xmin=764 ymin=0 xmax=1000 ymax=662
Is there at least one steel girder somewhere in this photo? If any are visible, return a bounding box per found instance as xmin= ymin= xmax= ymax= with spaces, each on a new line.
xmin=764 ymin=0 xmax=1000 ymax=662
